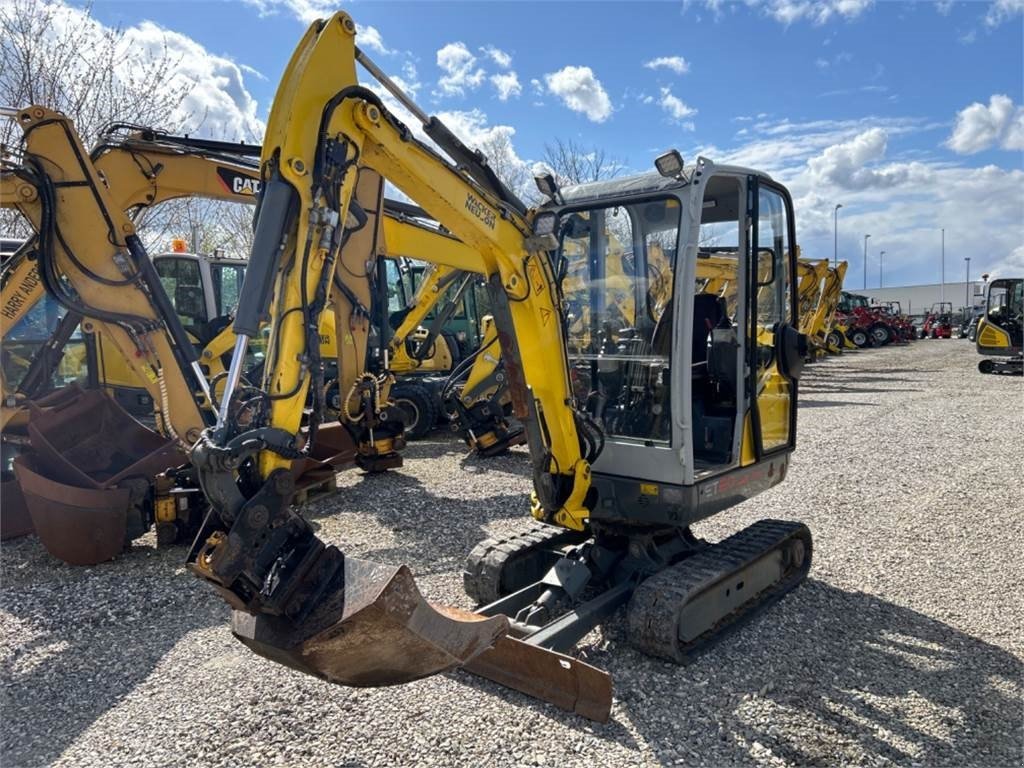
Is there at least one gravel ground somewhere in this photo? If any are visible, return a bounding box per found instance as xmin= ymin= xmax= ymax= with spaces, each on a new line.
xmin=2 ymin=340 xmax=1022 ymax=767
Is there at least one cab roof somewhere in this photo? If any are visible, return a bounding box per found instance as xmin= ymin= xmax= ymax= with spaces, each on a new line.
xmin=549 ymin=160 xmax=775 ymax=208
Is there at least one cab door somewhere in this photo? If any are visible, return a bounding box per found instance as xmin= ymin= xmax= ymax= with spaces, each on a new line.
xmin=743 ymin=178 xmax=798 ymax=462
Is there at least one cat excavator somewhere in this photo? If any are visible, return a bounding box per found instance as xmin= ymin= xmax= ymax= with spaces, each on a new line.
xmin=0 ymin=107 xmax=409 ymax=560
xmin=175 ymin=12 xmax=811 ymax=722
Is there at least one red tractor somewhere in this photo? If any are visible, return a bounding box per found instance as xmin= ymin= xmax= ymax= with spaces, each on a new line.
xmin=878 ymin=301 xmax=916 ymax=342
xmin=920 ymin=302 xmax=954 ymax=339
xmin=837 ymin=292 xmax=898 ymax=347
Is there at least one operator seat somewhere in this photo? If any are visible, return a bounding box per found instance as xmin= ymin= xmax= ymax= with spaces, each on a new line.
xmin=692 ymin=293 xmax=735 ymax=466
xmin=692 ymin=293 xmax=724 ymax=368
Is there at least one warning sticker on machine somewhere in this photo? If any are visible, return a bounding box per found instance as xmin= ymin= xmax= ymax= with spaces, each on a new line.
xmin=527 ymin=259 xmax=544 ymax=295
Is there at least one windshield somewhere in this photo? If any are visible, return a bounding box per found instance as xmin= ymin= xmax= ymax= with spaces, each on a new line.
xmin=988 ymin=280 xmax=1023 ymax=320
xmin=557 ymin=197 xmax=680 ymax=444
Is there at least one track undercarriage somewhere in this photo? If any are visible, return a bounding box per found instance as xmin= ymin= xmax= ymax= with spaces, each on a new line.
xmin=466 ymin=518 xmax=811 ymax=665
xmin=978 ymin=354 xmax=1023 ymax=376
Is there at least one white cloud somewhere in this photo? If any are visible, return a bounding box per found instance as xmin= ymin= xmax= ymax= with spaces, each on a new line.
xmin=659 ymin=87 xmax=697 ymax=127
xmin=436 ymin=42 xmax=486 ymax=96
xmin=490 ymin=71 xmax=522 ymax=101
xmin=543 ymin=66 xmax=613 ymax=123
xmin=807 ymin=128 xmax=919 ymax=189
xmin=241 ymin=0 xmax=335 ymax=24
xmin=689 ymin=114 xmax=1024 ymax=287
xmin=757 ymin=0 xmax=873 ymax=25
xmin=989 ymin=244 xmax=1024 ymax=278
xmin=239 ymin=64 xmax=267 ymax=82
xmin=480 ymin=45 xmax=512 ymax=69
xmin=946 ymin=94 xmax=1024 ymax=154
xmin=28 ymin=3 xmax=265 ymax=141
xmin=985 ymin=0 xmax=1024 ymax=27
xmin=643 ymin=55 xmax=690 ymax=75
xmin=356 ymin=24 xmax=391 ymax=55
xmin=236 ymin=2 xmax=397 ymax=55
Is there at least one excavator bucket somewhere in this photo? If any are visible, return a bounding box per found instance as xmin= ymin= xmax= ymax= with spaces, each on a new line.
xmin=1 ymin=466 xmax=33 ymax=540
xmin=231 ymin=556 xmax=509 ymax=685
xmin=14 ymin=386 xmax=185 ymax=565
xmin=26 ymin=387 xmax=184 ymax=489
xmin=289 ymin=421 xmax=357 ymax=486
xmin=231 ymin=556 xmax=613 ymax=720
xmin=14 ymin=454 xmax=128 ymax=564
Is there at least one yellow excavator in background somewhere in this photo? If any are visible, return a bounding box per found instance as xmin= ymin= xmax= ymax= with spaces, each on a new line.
xmin=807 ymin=262 xmax=850 ymax=355
xmin=796 ymin=259 xmax=830 ymax=338
xmin=976 ymin=276 xmax=1022 ymax=375
xmin=1 ymin=123 xmax=264 ymax=417
xmin=0 ymin=109 xmax=408 ymax=560
xmin=442 ymin=314 xmax=525 ymax=456
xmin=166 ymin=12 xmax=811 ymax=722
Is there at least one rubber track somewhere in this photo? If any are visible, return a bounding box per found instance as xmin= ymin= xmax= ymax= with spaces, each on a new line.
xmin=626 ymin=519 xmax=812 ymax=663
xmin=463 ymin=520 xmax=587 ymax=605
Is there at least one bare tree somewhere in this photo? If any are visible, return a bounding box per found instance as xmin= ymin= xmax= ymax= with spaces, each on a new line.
xmin=0 ymin=0 xmax=192 ymax=149
xmin=541 ymin=137 xmax=624 ymax=186
xmin=1 ymin=0 xmax=252 ymax=255
xmin=473 ymin=132 xmax=532 ymax=198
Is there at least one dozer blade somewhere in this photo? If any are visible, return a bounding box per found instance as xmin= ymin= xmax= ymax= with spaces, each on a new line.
xmin=231 ymin=556 xmax=509 ymax=686
xmin=440 ymin=604 xmax=613 ymax=722
xmin=465 ymin=636 xmax=612 ymax=723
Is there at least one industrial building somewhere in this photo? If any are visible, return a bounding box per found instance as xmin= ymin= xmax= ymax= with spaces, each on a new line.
xmin=858 ymin=280 xmax=988 ymax=318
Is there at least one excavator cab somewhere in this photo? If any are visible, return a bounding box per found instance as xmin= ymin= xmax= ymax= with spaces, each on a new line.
xmin=977 ymin=277 xmax=1023 ymax=375
xmin=549 ymin=162 xmax=800 ymax=498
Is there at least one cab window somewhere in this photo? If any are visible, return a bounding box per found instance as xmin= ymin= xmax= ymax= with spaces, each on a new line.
xmin=211 ymin=263 xmax=245 ymax=317
xmin=156 ymin=257 xmax=208 ymax=334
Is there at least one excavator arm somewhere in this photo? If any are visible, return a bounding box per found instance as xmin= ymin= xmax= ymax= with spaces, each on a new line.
xmin=1 ymin=124 xmax=261 ymax=342
xmin=1 ymin=108 xmax=220 ymax=443
xmin=186 ymin=12 xmax=608 ymax=719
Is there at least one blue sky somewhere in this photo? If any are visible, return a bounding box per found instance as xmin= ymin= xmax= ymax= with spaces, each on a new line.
xmin=68 ymin=0 xmax=1024 ymax=285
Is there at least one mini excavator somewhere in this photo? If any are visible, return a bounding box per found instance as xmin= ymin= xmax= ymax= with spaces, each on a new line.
xmin=173 ymin=12 xmax=811 ymax=722
xmin=976 ymin=277 xmax=1022 ymax=375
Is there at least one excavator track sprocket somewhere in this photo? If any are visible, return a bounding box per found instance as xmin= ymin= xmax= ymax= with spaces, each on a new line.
xmin=626 ymin=519 xmax=811 ymax=663
xmin=464 ymin=520 xmax=590 ymax=605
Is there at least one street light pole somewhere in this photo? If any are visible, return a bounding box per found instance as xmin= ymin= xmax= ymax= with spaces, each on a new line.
xmin=833 ymin=203 xmax=843 ymax=268
xmin=965 ymin=257 xmax=971 ymax=310
xmin=863 ymin=234 xmax=871 ymax=290
xmin=880 ymin=250 xmax=886 ymax=288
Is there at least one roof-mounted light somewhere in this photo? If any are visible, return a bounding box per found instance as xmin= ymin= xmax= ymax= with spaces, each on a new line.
xmin=655 ymin=149 xmax=684 ymax=180
xmin=534 ymin=172 xmax=560 ymax=201
xmin=532 ymin=211 xmax=558 ymax=237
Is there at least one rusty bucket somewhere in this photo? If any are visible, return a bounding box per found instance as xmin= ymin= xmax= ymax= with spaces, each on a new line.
xmin=27 ymin=387 xmax=184 ymax=490
xmin=1 ymin=468 xmax=34 ymax=540
xmin=13 ymin=454 xmax=128 ymax=565
xmin=232 ymin=556 xmax=509 ymax=686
